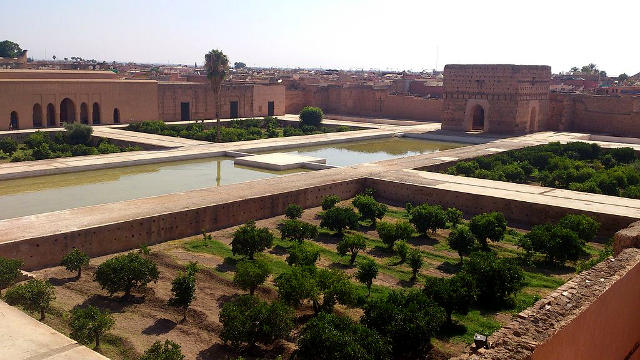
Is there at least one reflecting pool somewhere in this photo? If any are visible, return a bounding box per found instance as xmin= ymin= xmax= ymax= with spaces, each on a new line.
xmin=261 ymin=137 xmax=465 ymax=167
xmin=0 ymin=158 xmax=306 ymax=220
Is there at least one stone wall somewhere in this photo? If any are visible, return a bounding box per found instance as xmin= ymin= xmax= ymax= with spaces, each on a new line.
xmin=365 ymin=177 xmax=635 ymax=236
xmin=0 ymin=179 xmax=364 ymax=270
xmin=0 ymin=79 xmax=159 ymax=130
xmin=549 ymin=93 xmax=640 ymax=137
xmin=284 ymin=84 xmax=441 ymax=121
xmin=441 ymin=64 xmax=551 ymax=134
xmin=452 ymin=247 xmax=640 ymax=360
xmin=157 ymin=83 xmax=285 ymax=121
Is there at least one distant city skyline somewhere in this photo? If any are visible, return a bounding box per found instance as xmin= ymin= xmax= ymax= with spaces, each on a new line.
xmin=1 ymin=0 xmax=637 ymax=75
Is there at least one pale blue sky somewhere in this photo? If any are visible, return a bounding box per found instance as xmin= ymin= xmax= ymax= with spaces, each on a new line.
xmin=1 ymin=0 xmax=637 ymax=75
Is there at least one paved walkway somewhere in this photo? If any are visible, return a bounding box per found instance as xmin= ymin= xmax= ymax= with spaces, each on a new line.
xmin=0 ymin=301 xmax=107 ymax=360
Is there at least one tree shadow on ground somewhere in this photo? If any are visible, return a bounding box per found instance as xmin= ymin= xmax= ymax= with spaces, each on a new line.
xmin=142 ymin=318 xmax=177 ymax=335
xmin=48 ymin=275 xmax=78 ymax=286
xmin=436 ymin=261 xmax=462 ymax=275
xmin=436 ymin=321 xmax=467 ymax=340
xmin=398 ymin=278 xmax=418 ymax=288
xmin=75 ymin=294 xmax=136 ymax=313
xmin=368 ymin=245 xmax=394 ymax=259
xmin=217 ymin=293 xmax=241 ymax=307
xmin=198 ymin=341 xmax=289 ymax=360
xmin=328 ymin=261 xmax=352 ymax=270
xmin=314 ymin=233 xmax=341 ymax=245
xmin=408 ymin=234 xmax=439 ymax=246
xmin=269 ymin=244 xmax=289 ymax=256
xmin=215 ymin=257 xmax=237 ymax=273
xmin=525 ymin=259 xmax=575 ymax=276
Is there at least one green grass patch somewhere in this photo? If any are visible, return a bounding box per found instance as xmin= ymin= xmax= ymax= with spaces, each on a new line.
xmin=448 ymin=310 xmax=502 ymax=344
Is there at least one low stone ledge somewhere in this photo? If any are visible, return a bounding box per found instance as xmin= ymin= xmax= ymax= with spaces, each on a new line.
xmin=452 ymin=247 xmax=640 ymax=360
xmin=614 ymin=220 xmax=640 ymax=255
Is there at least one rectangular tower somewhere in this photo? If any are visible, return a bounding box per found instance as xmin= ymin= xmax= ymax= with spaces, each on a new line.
xmin=441 ymin=64 xmax=551 ymax=134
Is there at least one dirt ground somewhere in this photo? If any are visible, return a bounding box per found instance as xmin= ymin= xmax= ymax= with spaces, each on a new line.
xmin=32 ymin=249 xmax=296 ymax=360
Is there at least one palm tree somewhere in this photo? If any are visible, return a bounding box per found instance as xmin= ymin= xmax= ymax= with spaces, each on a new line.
xmin=205 ymin=49 xmax=229 ymax=142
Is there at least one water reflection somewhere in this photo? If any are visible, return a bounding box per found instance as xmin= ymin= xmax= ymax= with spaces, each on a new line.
xmin=0 ymin=157 xmax=306 ymax=220
xmin=265 ymin=138 xmax=464 ymax=167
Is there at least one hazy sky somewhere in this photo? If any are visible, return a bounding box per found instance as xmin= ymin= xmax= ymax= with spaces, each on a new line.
xmin=1 ymin=0 xmax=637 ymax=75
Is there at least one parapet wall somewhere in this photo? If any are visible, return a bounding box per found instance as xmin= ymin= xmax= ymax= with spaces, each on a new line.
xmin=0 ymin=179 xmax=364 ymax=270
xmin=549 ymin=93 xmax=640 ymax=137
xmin=365 ymin=177 xmax=635 ymax=236
xmin=284 ymin=85 xmax=442 ymax=121
xmin=452 ymin=247 xmax=640 ymax=360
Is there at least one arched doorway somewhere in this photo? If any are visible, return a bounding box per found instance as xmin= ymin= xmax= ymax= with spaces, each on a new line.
xmin=529 ymin=107 xmax=537 ymax=133
xmin=33 ymin=104 xmax=43 ymax=128
xmin=92 ymin=103 xmax=101 ymax=124
xmin=9 ymin=111 xmax=18 ymax=130
xmin=80 ymin=103 xmax=89 ymax=124
xmin=471 ymin=105 xmax=485 ymax=131
xmin=60 ymin=98 xmax=76 ymax=124
xmin=46 ymin=103 xmax=56 ymax=127
xmin=113 ymin=108 xmax=120 ymax=124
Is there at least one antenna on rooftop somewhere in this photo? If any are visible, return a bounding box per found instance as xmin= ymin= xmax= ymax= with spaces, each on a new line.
xmin=435 ymin=45 xmax=439 ymax=71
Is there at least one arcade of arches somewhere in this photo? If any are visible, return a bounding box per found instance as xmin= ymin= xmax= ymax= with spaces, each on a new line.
xmin=10 ymin=100 xmax=117 ymax=129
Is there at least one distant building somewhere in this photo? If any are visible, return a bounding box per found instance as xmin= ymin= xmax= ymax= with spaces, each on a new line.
xmin=0 ymin=70 xmax=284 ymax=130
xmin=441 ymin=64 xmax=551 ymax=134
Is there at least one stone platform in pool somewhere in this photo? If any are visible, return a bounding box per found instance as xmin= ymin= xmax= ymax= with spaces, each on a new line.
xmin=234 ymin=153 xmax=326 ymax=170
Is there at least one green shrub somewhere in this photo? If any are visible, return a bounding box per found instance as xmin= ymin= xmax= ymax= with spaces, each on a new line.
xmin=61 ymin=248 xmax=90 ymax=278
xmin=94 ymin=252 xmax=159 ymax=299
xmin=424 ymin=273 xmax=476 ymax=324
xmin=96 ymin=140 xmax=121 ymax=154
xmin=321 ymin=194 xmax=340 ymax=210
xmin=0 ymin=257 xmax=22 ymax=295
xmin=407 ymin=249 xmax=423 ymax=281
xmin=277 ymin=219 xmax=318 ymax=243
xmin=447 ymin=224 xmax=476 ymax=262
xmin=168 ymin=269 xmax=198 ymax=321
xmin=69 ymin=305 xmax=115 ymax=350
xmin=393 ymin=240 xmax=409 ymax=263
xmin=376 ymin=220 xmax=414 ymax=248
xmin=275 ymin=267 xmax=357 ymax=313
xmin=408 ymin=204 xmax=447 ymax=235
xmin=337 ymin=233 xmax=367 ymax=265
xmin=139 ymin=340 xmax=185 ymax=360
xmin=5 ymin=279 xmax=55 ymax=320
xmin=231 ymin=221 xmax=274 ymax=259
xmin=520 ymin=224 xmax=585 ymax=265
xmin=362 ymin=289 xmax=445 ymax=357
xmin=284 ymin=203 xmax=303 ymax=219
xmin=356 ymin=259 xmax=378 ymax=296
xmin=461 ymin=252 xmax=524 ymax=307
xmin=469 ymin=212 xmax=507 ymax=249
xmin=445 ymin=207 xmax=463 ymax=227
xmin=0 ymin=137 xmax=18 ymax=154
xmin=557 ymin=214 xmax=600 ymax=242
xmin=24 ymin=131 xmax=49 ymax=148
xmin=320 ymin=206 xmax=359 ymax=234
xmin=64 ymin=123 xmax=93 ymax=145
xmin=220 ymin=295 xmax=294 ymax=350
xmin=286 ymin=242 xmax=320 ymax=267
xmin=297 ymin=313 xmax=391 ymax=360
xmin=233 ymin=259 xmax=270 ymax=295
xmin=352 ymin=195 xmax=387 ymax=225
xmin=299 ymin=106 xmax=324 ymax=127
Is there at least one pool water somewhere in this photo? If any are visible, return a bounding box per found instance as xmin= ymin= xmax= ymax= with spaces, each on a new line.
xmin=0 ymin=158 xmax=305 ymax=220
xmin=263 ymin=137 xmax=465 ymax=167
